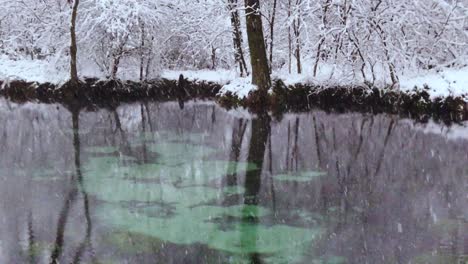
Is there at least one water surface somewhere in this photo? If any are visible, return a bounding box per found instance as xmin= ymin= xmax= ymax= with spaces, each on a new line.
xmin=0 ymin=99 xmax=467 ymax=264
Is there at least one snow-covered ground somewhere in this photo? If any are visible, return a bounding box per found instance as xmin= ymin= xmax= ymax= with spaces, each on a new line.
xmin=161 ymin=69 xmax=237 ymax=84
xmin=164 ymin=66 xmax=468 ymax=101
xmin=0 ymin=55 xmax=68 ymax=84
xmin=0 ymin=55 xmax=105 ymax=85
xmin=399 ymin=68 xmax=468 ymax=99
xmin=1 ymin=56 xmax=467 ymax=101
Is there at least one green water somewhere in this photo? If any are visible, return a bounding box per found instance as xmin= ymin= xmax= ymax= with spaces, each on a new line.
xmin=81 ymin=134 xmax=327 ymax=263
xmin=0 ymin=100 xmax=466 ymax=264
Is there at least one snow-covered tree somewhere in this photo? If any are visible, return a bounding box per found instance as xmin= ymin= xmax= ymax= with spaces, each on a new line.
xmin=160 ymin=0 xmax=234 ymax=70
xmin=78 ymin=0 xmax=166 ymax=79
xmin=1 ymin=0 xmax=466 ymax=84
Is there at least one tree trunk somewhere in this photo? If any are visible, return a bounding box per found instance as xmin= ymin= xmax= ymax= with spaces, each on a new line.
xmin=244 ymin=111 xmax=270 ymax=205
xmin=287 ymin=0 xmax=292 ymax=74
xmin=293 ymin=0 xmax=302 ymax=74
xmin=69 ymin=0 xmax=80 ymax=84
xmin=139 ymin=21 xmax=145 ymax=82
xmin=228 ymin=0 xmax=249 ymax=77
xmin=294 ymin=24 xmax=302 ymax=74
xmin=211 ymin=45 xmax=216 ymax=70
xmin=244 ymin=0 xmax=271 ymax=92
xmin=369 ymin=2 xmax=399 ymax=87
xmin=242 ymin=112 xmax=270 ymax=264
xmin=268 ymin=0 xmax=277 ymax=72
xmin=145 ymin=36 xmax=155 ymax=80
xmin=313 ymin=0 xmax=331 ymax=77
xmin=110 ymin=35 xmax=128 ymax=79
xmin=111 ymin=56 xmax=121 ymax=80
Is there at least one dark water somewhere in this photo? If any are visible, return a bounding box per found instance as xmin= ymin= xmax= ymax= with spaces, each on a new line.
xmin=0 ymin=99 xmax=467 ymax=264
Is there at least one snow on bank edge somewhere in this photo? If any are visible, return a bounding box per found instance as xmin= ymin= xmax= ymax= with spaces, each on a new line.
xmin=400 ymin=67 xmax=468 ymax=100
xmin=163 ymin=67 xmax=468 ymax=101
xmin=2 ymin=56 xmax=467 ymax=101
xmin=162 ymin=69 xmax=256 ymax=99
xmin=218 ymin=78 xmax=257 ymax=99
xmin=161 ymin=69 xmax=237 ymax=84
xmin=0 ymin=55 xmax=68 ymax=84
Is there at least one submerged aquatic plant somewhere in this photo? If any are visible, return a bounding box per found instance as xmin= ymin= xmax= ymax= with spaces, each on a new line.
xmin=223 ymin=186 xmax=246 ymax=196
xmin=82 ymin=137 xmax=327 ymax=263
xmin=97 ymin=203 xmax=323 ymax=260
xmin=274 ymin=171 xmax=327 ymax=182
xmin=85 ymin=146 xmax=119 ymax=154
xmin=101 ymin=230 xmax=166 ymax=254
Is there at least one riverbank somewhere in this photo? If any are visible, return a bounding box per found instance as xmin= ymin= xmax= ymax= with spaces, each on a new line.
xmin=1 ymin=76 xmax=467 ymax=123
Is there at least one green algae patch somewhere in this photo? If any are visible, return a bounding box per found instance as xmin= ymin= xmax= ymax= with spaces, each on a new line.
xmin=82 ymin=143 xmax=265 ymax=214
xmin=101 ymin=230 xmax=165 ymax=254
xmin=84 ymin=153 xmax=257 ymax=187
xmin=83 ymin=156 xmax=136 ymax=177
xmin=223 ymin=161 xmax=259 ymax=175
xmin=81 ymin=138 xmax=326 ymax=263
xmin=128 ymin=202 xmax=175 ymax=218
xmin=148 ymin=142 xmax=218 ymax=165
xmin=84 ymin=179 xmax=220 ymax=207
xmin=86 ymin=179 xmax=325 ymax=263
xmin=31 ymin=168 xmax=73 ymax=182
xmin=98 ymin=204 xmax=222 ymax=245
xmin=274 ymin=171 xmax=327 ymax=182
xmin=180 ymin=205 xmax=271 ymax=221
xmin=173 ymin=161 xmax=258 ymax=187
xmin=208 ymin=222 xmax=323 ymax=255
xmin=132 ymin=130 xmax=170 ymax=143
xmin=83 ymin=156 xmax=143 ymax=177
xmin=96 ymin=203 xmax=322 ymax=262
xmin=85 ymin=146 xmax=119 ymax=154
xmin=224 ymin=205 xmax=270 ymax=219
xmin=223 ymin=186 xmax=246 ymax=196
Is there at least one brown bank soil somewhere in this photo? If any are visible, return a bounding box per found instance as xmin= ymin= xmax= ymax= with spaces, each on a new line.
xmin=1 ymin=76 xmax=467 ymax=123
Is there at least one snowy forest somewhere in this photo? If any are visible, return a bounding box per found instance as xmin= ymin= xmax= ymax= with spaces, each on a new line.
xmin=1 ymin=0 xmax=467 ymax=90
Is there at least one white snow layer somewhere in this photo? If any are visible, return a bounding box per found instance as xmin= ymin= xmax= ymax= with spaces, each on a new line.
xmin=218 ymin=78 xmax=257 ymax=99
xmin=1 ymin=56 xmax=467 ymax=100
xmin=162 ymin=69 xmax=255 ymax=98
xmin=399 ymin=67 xmax=468 ymax=99
xmin=161 ymin=69 xmax=237 ymax=84
xmin=163 ymin=66 xmax=468 ymax=100
xmin=0 ymin=55 xmax=68 ymax=84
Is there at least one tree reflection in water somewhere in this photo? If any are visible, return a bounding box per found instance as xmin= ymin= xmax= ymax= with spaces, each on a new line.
xmin=50 ymin=104 xmax=95 ymax=264
xmin=243 ymin=111 xmax=271 ymax=264
xmin=0 ymin=101 xmax=466 ymax=264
